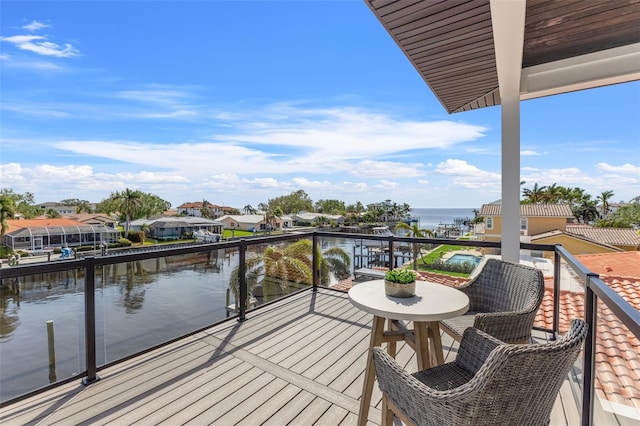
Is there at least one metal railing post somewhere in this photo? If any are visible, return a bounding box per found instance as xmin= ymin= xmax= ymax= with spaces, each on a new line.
xmin=238 ymin=240 xmax=247 ymax=322
xmin=83 ymin=256 xmax=100 ymax=385
xmin=581 ymin=274 xmax=598 ymax=426
xmin=552 ymin=248 xmax=562 ymax=340
xmin=312 ymin=234 xmax=319 ymax=291
xmin=388 ymin=235 xmax=394 ymax=270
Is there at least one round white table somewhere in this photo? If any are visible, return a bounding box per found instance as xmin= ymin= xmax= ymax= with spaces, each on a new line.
xmin=349 ymin=279 xmax=469 ymax=426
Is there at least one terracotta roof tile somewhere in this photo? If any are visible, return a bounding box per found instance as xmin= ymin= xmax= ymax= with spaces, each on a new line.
xmin=4 ymin=218 xmax=84 ymax=233
xmin=567 ymin=225 xmax=640 ymax=247
xmin=575 ymin=252 xmax=640 ymax=278
xmin=480 ymin=203 xmax=573 ymax=217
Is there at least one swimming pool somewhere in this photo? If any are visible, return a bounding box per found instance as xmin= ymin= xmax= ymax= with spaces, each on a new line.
xmin=447 ymin=253 xmax=481 ymax=266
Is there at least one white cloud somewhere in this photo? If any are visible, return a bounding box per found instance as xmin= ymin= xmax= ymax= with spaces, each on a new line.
xmin=435 ymin=159 xmax=501 ymax=189
xmin=1 ymin=35 xmax=79 ymax=57
xmin=374 ymin=180 xmax=400 ymax=190
xmin=23 ymin=21 xmax=49 ymax=31
xmin=521 ymin=150 xmax=542 ymax=156
xmin=596 ymin=162 xmax=640 ymax=175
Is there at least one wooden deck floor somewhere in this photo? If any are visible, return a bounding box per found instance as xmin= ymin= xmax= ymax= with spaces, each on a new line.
xmin=0 ymin=288 xmax=580 ymax=425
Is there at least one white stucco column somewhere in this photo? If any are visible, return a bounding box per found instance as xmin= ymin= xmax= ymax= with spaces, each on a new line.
xmin=490 ymin=0 xmax=526 ymax=263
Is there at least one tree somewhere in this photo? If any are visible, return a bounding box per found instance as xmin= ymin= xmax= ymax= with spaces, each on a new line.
xmin=109 ymin=188 xmax=144 ymax=237
xmin=46 ymin=209 xmax=61 ymax=218
xmin=596 ymin=199 xmax=640 ymax=228
xmin=201 ymin=199 xmax=212 ymax=219
xmin=596 ymin=190 xmax=615 ymax=218
xmin=394 ymin=222 xmax=434 ymax=270
xmin=522 ymin=183 xmax=547 ymax=204
xmin=243 ymin=204 xmax=257 ymax=215
xmin=0 ymin=189 xmax=39 ymax=218
xmin=97 ymin=190 xmax=170 ymax=229
xmin=140 ymin=223 xmax=151 ymax=244
xmin=575 ymin=196 xmax=599 ymax=224
xmin=263 ymin=189 xmax=313 ymax=214
xmin=75 ymin=201 xmax=93 ymax=213
xmin=542 ymin=183 xmax=562 ymax=204
xmin=0 ymin=195 xmax=16 ymax=236
xmin=314 ymin=199 xmax=346 ymax=214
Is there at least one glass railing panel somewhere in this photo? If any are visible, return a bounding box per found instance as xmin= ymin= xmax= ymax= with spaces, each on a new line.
xmin=0 ymin=269 xmax=84 ymax=403
xmin=592 ymin=299 xmax=640 ymax=424
xmin=238 ymin=237 xmax=314 ymax=311
xmin=97 ymin=248 xmax=233 ymax=365
xmin=554 ymin=258 xmax=587 ymax=335
xmin=316 ymin=236 xmax=359 ymax=289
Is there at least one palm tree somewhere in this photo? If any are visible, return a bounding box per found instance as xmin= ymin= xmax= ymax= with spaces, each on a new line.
xmin=229 ymin=240 xmax=350 ymax=306
xmin=575 ymin=197 xmax=599 ymax=224
xmin=596 ymin=190 xmax=615 ymax=218
xmin=140 ymin=223 xmax=151 ymax=244
xmin=542 ymin=183 xmax=561 ymax=204
xmin=0 ymin=195 xmax=16 ymax=236
xmin=75 ymin=201 xmax=93 ymax=214
xmin=522 ymin=183 xmax=547 ymax=204
xmin=243 ymin=204 xmax=257 ymax=215
xmin=201 ymin=199 xmax=212 ymax=219
xmin=114 ymin=188 xmax=144 ymax=237
xmin=394 ymin=222 xmax=434 ymax=270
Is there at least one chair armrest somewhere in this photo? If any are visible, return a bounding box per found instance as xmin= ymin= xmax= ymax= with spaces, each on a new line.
xmin=473 ymin=310 xmax=538 ymax=343
xmin=455 ymin=327 xmax=503 ymax=375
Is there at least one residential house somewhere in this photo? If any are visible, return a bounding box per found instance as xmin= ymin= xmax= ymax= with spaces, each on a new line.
xmin=128 ymin=217 xmax=223 ymax=240
xmin=177 ymin=202 xmax=229 ymax=219
xmin=63 ymin=213 xmax=119 ymax=228
xmin=217 ymin=214 xmax=271 ymax=232
xmin=477 ymin=203 xmax=639 ymax=258
xmin=1 ymin=218 xmax=121 ymax=252
xmin=292 ymin=212 xmax=344 ymax=226
xmin=478 ymin=203 xmax=575 ymax=240
xmin=36 ymin=202 xmax=78 ymax=216
xmin=566 ymin=224 xmax=640 ymax=251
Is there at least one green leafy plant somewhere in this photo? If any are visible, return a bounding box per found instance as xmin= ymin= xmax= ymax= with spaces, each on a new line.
xmin=384 ymin=269 xmax=417 ymax=284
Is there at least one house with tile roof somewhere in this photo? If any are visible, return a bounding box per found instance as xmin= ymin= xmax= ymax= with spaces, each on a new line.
xmin=62 ymin=213 xmax=119 ymax=228
xmin=176 ymin=202 xmax=232 ymax=219
xmin=1 ymin=218 xmax=121 ymax=252
xmin=478 ymin=203 xmax=575 ymax=242
xmin=478 ymin=204 xmax=640 ymax=258
xmin=566 ymin=224 xmax=640 ymax=251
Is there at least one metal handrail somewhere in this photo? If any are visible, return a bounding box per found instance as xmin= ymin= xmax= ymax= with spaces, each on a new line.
xmin=0 ymin=230 xmax=638 ymax=426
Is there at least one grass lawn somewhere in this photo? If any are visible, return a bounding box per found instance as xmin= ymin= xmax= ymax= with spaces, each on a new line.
xmin=411 ymin=243 xmax=478 ymax=278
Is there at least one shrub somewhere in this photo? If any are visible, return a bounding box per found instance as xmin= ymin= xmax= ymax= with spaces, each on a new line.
xmin=424 ymin=259 xmax=476 ymax=274
xmin=126 ymin=230 xmax=143 ymax=243
xmin=385 ymin=269 xmax=417 ymax=284
xmin=118 ymin=238 xmax=132 ymax=247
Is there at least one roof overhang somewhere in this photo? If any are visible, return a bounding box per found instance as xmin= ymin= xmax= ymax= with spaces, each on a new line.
xmin=365 ymin=0 xmax=640 ymax=113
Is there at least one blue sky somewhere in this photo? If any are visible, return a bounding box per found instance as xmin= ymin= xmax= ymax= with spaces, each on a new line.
xmin=1 ymin=1 xmax=639 ymax=210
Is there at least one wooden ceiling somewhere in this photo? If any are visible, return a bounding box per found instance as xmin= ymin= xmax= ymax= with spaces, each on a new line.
xmin=365 ymin=0 xmax=640 ymax=113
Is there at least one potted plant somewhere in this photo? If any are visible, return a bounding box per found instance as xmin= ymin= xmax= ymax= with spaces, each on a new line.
xmin=384 ymin=269 xmax=418 ymax=298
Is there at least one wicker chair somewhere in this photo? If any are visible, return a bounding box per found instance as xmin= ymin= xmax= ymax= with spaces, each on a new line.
xmin=440 ymin=258 xmax=545 ymax=344
xmin=372 ymin=319 xmax=588 ymax=426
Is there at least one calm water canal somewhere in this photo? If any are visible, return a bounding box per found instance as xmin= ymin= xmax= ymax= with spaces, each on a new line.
xmin=0 ymin=250 xmax=238 ymax=402
xmin=0 ymin=238 xmax=364 ymax=402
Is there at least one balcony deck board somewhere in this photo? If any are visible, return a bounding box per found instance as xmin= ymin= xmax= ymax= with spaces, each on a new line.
xmin=0 ymin=288 xmax=579 ymax=425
